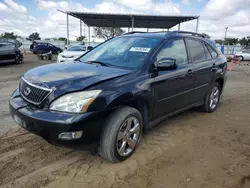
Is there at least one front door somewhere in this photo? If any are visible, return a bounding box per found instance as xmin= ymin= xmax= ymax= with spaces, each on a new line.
xmin=151 ymin=38 xmax=195 ymax=120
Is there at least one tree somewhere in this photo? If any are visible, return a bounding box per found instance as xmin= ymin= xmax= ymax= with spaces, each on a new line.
xmin=239 ymin=37 xmax=250 ymax=46
xmin=214 ymin=39 xmax=224 ymax=45
xmin=58 ymin=37 xmax=67 ymax=41
xmin=27 ymin=32 xmax=41 ymax=41
xmin=0 ymin=32 xmax=17 ymax=39
xmin=94 ymin=27 xmax=125 ymax=40
xmin=76 ymin=36 xmax=86 ymax=42
xmin=224 ymin=38 xmax=238 ymax=45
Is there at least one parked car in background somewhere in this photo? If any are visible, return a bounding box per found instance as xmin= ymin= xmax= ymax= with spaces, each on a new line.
xmin=57 ymin=45 xmax=93 ymax=63
xmin=30 ymin=42 xmax=62 ymax=54
xmin=10 ymin=31 xmax=227 ymax=163
xmin=235 ymin=49 xmax=250 ymax=61
xmin=0 ymin=43 xmax=23 ymax=64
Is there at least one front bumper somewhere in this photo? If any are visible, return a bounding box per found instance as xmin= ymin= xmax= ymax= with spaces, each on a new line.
xmin=9 ymin=94 xmax=112 ymax=146
xmin=57 ymin=56 xmax=76 ymax=63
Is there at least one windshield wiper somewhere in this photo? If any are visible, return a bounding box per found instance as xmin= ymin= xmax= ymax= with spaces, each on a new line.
xmin=84 ymin=61 xmax=110 ymax=67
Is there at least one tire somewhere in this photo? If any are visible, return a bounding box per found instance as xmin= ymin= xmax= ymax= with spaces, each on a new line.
xmin=99 ymin=106 xmax=143 ymax=163
xmin=200 ymin=82 xmax=221 ymax=113
xmin=15 ymin=54 xmax=23 ymax=64
xmin=239 ymin=56 xmax=244 ymax=61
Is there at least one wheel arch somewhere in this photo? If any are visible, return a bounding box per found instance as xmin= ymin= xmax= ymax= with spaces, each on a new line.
xmin=215 ymin=77 xmax=224 ymax=92
xmin=124 ymin=98 xmax=151 ymax=130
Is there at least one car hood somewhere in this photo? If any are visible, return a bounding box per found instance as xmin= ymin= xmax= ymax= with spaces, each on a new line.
xmin=60 ymin=51 xmax=86 ymax=57
xmin=23 ymin=62 xmax=132 ymax=96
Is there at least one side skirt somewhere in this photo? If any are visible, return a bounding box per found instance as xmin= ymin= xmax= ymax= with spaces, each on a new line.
xmin=148 ymin=101 xmax=203 ymax=128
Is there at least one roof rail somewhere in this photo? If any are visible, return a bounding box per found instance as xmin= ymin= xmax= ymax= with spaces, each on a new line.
xmin=169 ymin=31 xmax=209 ymax=38
xmin=123 ymin=31 xmax=147 ymax=35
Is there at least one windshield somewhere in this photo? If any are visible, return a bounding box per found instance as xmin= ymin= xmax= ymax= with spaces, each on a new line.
xmin=67 ymin=45 xmax=86 ymax=51
xmin=79 ymin=37 xmax=161 ymax=69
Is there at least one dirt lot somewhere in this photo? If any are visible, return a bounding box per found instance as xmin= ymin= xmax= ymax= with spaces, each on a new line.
xmin=1 ymin=56 xmax=250 ymax=188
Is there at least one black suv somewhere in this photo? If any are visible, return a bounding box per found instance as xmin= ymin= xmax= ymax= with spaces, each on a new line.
xmin=0 ymin=42 xmax=23 ymax=64
xmin=9 ymin=31 xmax=227 ymax=163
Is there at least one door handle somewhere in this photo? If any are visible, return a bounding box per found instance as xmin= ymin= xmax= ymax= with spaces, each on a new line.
xmin=212 ymin=63 xmax=218 ymax=71
xmin=187 ymin=69 xmax=193 ymax=76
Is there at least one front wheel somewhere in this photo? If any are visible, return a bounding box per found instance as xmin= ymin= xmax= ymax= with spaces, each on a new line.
xmin=201 ymin=83 xmax=221 ymax=113
xmin=99 ymin=106 xmax=142 ymax=163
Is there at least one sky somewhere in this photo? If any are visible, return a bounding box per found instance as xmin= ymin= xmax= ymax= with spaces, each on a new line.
xmin=0 ymin=0 xmax=250 ymax=40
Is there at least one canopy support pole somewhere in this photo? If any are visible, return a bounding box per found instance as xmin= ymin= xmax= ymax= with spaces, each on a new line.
xmin=178 ymin=23 xmax=180 ymax=31
xmin=80 ymin=20 xmax=82 ymax=37
xmin=112 ymin=20 xmax=115 ymax=37
xmin=84 ymin=23 xmax=85 ymax=36
xmin=131 ymin=16 xmax=134 ymax=31
xmin=88 ymin=26 xmax=90 ymax=46
xmin=196 ymin=17 xmax=199 ymax=33
xmin=147 ymin=28 xmax=149 ymax=32
xmin=66 ymin=13 xmax=69 ymax=47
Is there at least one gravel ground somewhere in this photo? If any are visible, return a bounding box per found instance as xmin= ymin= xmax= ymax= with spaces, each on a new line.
xmin=0 ymin=56 xmax=250 ymax=188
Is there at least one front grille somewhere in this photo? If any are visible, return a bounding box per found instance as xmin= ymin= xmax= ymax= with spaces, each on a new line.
xmin=19 ymin=77 xmax=52 ymax=105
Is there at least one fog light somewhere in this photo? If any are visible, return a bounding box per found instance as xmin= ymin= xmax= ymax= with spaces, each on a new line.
xmin=58 ymin=131 xmax=83 ymax=140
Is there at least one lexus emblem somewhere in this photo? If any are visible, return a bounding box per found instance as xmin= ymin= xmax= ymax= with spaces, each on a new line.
xmin=24 ymin=87 xmax=31 ymax=96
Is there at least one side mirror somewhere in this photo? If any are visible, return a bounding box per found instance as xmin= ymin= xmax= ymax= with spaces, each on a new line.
xmin=87 ymin=46 xmax=93 ymax=51
xmin=156 ymin=58 xmax=177 ymax=71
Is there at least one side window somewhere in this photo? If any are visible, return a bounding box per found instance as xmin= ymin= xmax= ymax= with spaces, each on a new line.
xmin=186 ymin=39 xmax=206 ymax=63
xmin=204 ymin=43 xmax=213 ymax=60
xmin=206 ymin=44 xmax=218 ymax=58
xmin=156 ymin=39 xmax=188 ymax=66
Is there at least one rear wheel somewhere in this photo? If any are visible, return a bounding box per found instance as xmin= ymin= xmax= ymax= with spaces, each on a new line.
xmin=239 ymin=56 xmax=244 ymax=61
xmin=99 ymin=106 xmax=142 ymax=163
xmin=15 ymin=54 xmax=23 ymax=64
xmin=200 ymin=82 xmax=221 ymax=113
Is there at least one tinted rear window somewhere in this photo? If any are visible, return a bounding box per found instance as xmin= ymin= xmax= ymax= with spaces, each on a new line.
xmin=204 ymin=44 xmax=213 ymax=60
xmin=186 ymin=39 xmax=206 ymax=63
xmin=206 ymin=44 xmax=218 ymax=58
xmin=0 ymin=44 xmax=14 ymax=51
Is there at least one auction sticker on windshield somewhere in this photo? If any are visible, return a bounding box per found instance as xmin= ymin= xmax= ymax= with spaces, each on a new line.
xmin=129 ymin=47 xmax=151 ymax=53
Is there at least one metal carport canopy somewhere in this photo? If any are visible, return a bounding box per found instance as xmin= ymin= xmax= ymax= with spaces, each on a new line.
xmin=66 ymin=11 xmax=199 ymax=29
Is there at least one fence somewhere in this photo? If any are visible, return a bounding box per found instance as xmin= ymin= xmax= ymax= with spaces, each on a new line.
xmin=18 ymin=39 xmax=244 ymax=56
xmin=217 ymin=45 xmax=243 ymax=56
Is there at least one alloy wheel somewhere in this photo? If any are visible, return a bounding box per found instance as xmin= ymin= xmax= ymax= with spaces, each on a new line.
xmin=116 ymin=116 xmax=141 ymax=157
xmin=209 ymin=86 xmax=220 ymax=110
xmin=16 ymin=54 xmax=23 ymax=64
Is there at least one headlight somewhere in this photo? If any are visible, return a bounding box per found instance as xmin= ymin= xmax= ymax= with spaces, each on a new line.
xmin=49 ymin=90 xmax=101 ymax=113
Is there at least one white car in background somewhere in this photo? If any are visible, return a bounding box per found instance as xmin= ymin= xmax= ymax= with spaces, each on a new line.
xmin=57 ymin=45 xmax=93 ymax=63
xmin=235 ymin=49 xmax=250 ymax=61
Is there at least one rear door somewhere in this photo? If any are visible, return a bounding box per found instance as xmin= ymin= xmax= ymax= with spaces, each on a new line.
xmin=48 ymin=44 xmax=56 ymax=53
xmin=185 ymin=38 xmax=216 ymax=103
xmin=0 ymin=44 xmax=15 ymax=63
xmin=152 ymin=37 xmax=195 ymax=119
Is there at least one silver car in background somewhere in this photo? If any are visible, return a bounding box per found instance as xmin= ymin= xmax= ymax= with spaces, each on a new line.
xmin=57 ymin=45 xmax=93 ymax=63
xmin=235 ymin=49 xmax=250 ymax=61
